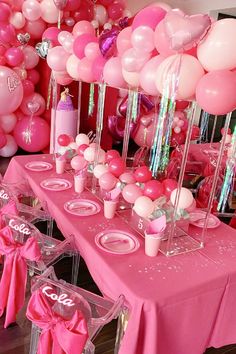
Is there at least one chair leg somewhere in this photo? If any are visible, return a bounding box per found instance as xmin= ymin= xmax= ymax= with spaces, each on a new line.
xmin=29 ymin=324 xmax=41 ymax=354
xmin=47 ymin=218 xmax=54 ymax=237
xmin=71 ymin=253 xmax=80 ymax=285
xmin=114 ymin=308 xmax=129 ymax=354
xmin=83 ymin=340 xmax=95 ymax=354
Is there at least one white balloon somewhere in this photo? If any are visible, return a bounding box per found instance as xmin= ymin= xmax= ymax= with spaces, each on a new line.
xmin=75 ymin=133 xmax=90 ymax=146
xmin=0 ymin=135 xmax=18 ymax=157
xmin=93 ymin=164 xmax=108 ymax=179
xmin=66 ymin=55 xmax=80 ymax=80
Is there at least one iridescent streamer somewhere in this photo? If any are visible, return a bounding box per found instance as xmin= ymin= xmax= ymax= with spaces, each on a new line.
xmin=218 ymin=123 xmax=236 ymax=212
xmin=131 ymin=90 xmax=139 ymax=122
xmin=77 ymin=81 xmax=82 ymax=134
xmin=88 ymin=83 xmax=95 ymax=117
xmin=51 ymin=74 xmax=58 ymax=155
xmin=199 ymin=111 xmax=210 ymax=143
xmin=122 ymin=89 xmax=136 ymax=162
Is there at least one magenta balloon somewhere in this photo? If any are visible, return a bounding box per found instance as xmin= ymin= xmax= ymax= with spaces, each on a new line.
xmin=20 ymin=92 xmax=45 ymax=116
xmin=139 ymin=55 xmax=164 ymax=95
xmin=119 ymin=172 xmax=136 ymax=184
xmin=99 ymin=172 xmax=117 ymax=191
xmin=121 ymin=48 xmax=150 ymax=72
xmin=108 ymin=157 xmax=126 ymax=177
xmin=144 ymin=180 xmax=164 ymax=200
xmin=132 ymin=6 xmax=166 ymax=30
xmin=13 ymin=116 xmax=50 ymax=152
xmin=99 ymin=0 xmax=113 ymax=5
xmin=71 ymin=155 xmax=87 ymax=170
xmin=5 ymin=47 xmax=24 ymax=67
xmin=122 ymin=183 xmax=143 ymax=204
xmin=64 ymin=0 xmax=81 ymax=11
xmin=0 ymin=66 xmax=23 ymax=115
xmin=73 ymin=33 xmax=98 ymax=59
xmin=116 ymin=26 xmax=132 ymax=56
xmin=0 ymin=3 xmax=11 ymax=22
xmin=0 ymin=23 xmax=15 ymax=44
xmin=22 ymin=0 xmax=42 ymax=21
xmin=105 ymin=149 xmax=120 ymax=163
xmin=42 ymin=27 xmax=61 ymax=46
xmin=47 ymin=46 xmax=70 ymax=71
xmin=73 ymin=1 xmax=94 ymax=22
xmin=196 ymin=70 xmax=236 ymax=115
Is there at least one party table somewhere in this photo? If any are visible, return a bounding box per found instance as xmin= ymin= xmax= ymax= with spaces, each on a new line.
xmin=4 ymin=154 xmax=236 ymax=354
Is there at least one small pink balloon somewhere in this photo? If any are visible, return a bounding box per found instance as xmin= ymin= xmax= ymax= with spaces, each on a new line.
xmin=144 ymin=180 xmax=164 ymax=200
xmin=116 ymin=26 xmax=132 ymax=56
xmin=24 ymin=18 xmax=47 ymax=40
xmin=107 ymin=2 xmax=124 ymax=21
xmin=93 ymin=164 xmax=108 ymax=179
xmin=134 ymin=166 xmax=152 ymax=183
xmin=10 ymin=12 xmax=26 ymax=30
xmin=108 ymin=157 xmax=126 ymax=177
xmin=71 ymin=155 xmax=87 ymax=171
xmin=99 ymin=172 xmax=117 ymax=191
xmin=22 ymin=45 xmax=39 ymax=69
xmin=42 ymin=27 xmax=61 ymax=46
xmin=47 ymin=46 xmax=70 ymax=72
xmin=105 ymin=149 xmax=120 ymax=163
xmin=27 ymin=69 xmax=40 ymax=84
xmin=72 ymin=20 xmax=95 ymax=37
xmin=73 ymin=34 xmax=98 ymax=59
xmin=0 ymin=23 xmax=15 ymax=44
xmin=5 ymin=46 xmax=24 ymax=67
xmin=131 ymin=26 xmax=155 ymax=53
xmin=122 ymin=183 xmax=143 ymax=204
xmin=53 ymin=0 xmax=68 ymax=10
xmin=0 ymin=113 xmax=17 ymax=133
xmin=91 ymin=55 xmax=107 ymax=81
xmin=133 ymin=195 xmax=154 ymax=218
xmin=119 ymin=172 xmax=136 ymax=184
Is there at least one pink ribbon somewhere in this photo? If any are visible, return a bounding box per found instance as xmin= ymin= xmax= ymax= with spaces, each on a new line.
xmin=0 ymin=226 xmax=42 ymax=328
xmin=0 ymin=200 xmax=18 ymax=228
xmin=26 ymin=289 xmax=89 ymax=354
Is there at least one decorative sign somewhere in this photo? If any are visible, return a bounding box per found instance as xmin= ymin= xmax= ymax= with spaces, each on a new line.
xmin=7 ymin=75 xmax=21 ymax=93
xmin=9 ymin=219 xmax=31 ymax=235
xmin=0 ymin=189 xmax=9 ymax=200
xmin=42 ymin=286 xmax=75 ymax=307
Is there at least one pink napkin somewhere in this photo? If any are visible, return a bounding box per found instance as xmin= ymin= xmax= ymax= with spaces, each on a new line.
xmin=0 ymin=226 xmax=42 ymax=327
xmin=26 ymin=289 xmax=89 ymax=354
xmin=146 ymin=215 xmax=166 ymax=235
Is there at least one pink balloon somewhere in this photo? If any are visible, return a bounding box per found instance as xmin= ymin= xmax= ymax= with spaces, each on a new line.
xmin=131 ymin=26 xmax=155 ymax=53
xmin=185 ymin=199 xmax=196 ymax=213
xmin=0 ymin=3 xmax=11 ymax=22
xmin=73 ymin=34 xmax=98 ymax=59
xmin=66 ymin=54 xmax=80 ymax=80
xmin=0 ymin=66 xmax=23 ymax=115
xmin=170 ymin=187 xmax=193 ymax=209
xmin=162 ymin=179 xmax=178 ymax=199
xmin=116 ymin=26 xmax=132 ymax=56
xmin=154 ymin=20 xmax=176 ymax=56
xmin=144 ymin=180 xmax=164 ymax=200
xmin=134 ymin=166 xmax=152 ymax=183
xmin=85 ymin=42 xmax=101 ymax=61
xmin=108 ymin=157 xmax=126 ymax=177
xmin=10 ymin=11 xmax=26 ymax=30
xmin=20 ymin=92 xmax=45 ymax=116
xmin=14 ymin=116 xmax=50 ymax=152
xmin=0 ymin=23 xmax=15 ymax=44
xmin=121 ymin=48 xmax=150 ymax=72
xmin=24 ymin=18 xmax=47 ymax=39
xmin=91 ymin=55 xmax=106 ymax=81
xmin=155 ymin=54 xmax=204 ymax=100
xmin=5 ymin=47 xmax=24 ymax=67
xmin=99 ymin=172 xmax=117 ymax=191
xmin=105 ymin=149 xmax=120 ymax=163
xmin=0 ymin=132 xmax=7 ymax=149
xmin=58 ymin=31 xmax=74 ymax=53
xmin=132 ymin=6 xmax=166 ymax=30
xmin=53 ymin=0 xmax=68 ymax=10
xmin=133 ymin=195 xmax=154 ymax=218
xmin=40 ymin=0 xmax=59 ymax=24
xmin=47 ymin=46 xmax=70 ymax=71
xmin=72 ymin=20 xmax=95 ymax=37
xmin=64 ymin=0 xmax=81 ymax=11
xmin=22 ymin=46 xmax=39 ymax=69
xmin=27 ymin=69 xmax=40 ymax=84
xmin=0 ymin=134 xmax=18 ymax=157
xmin=71 ymin=155 xmax=87 ymax=171
xmin=53 ymin=70 xmax=73 ymax=85
xmin=139 ymin=55 xmax=164 ymax=95
xmin=22 ymin=79 xmax=34 ymax=96
xmin=78 ymin=57 xmax=95 ymax=83
xmin=77 ymin=143 xmax=89 ymax=156
xmin=108 ymin=3 xmax=124 ymax=21
xmin=42 ymin=27 xmax=61 ymax=46
xmin=22 ymin=0 xmax=42 ymax=21
xmin=196 ymin=70 xmax=236 ymax=115
xmin=93 ymin=164 xmax=108 ymax=179
xmin=0 ymin=113 xmax=17 ymax=133
xmin=133 ymin=113 xmax=155 ymax=148
xmin=119 ymin=172 xmax=136 ymax=184
xmin=94 ymin=4 xmax=108 ymax=26
xmin=122 ymin=183 xmax=143 ymax=204
xmin=103 ymin=57 xmax=126 ymax=88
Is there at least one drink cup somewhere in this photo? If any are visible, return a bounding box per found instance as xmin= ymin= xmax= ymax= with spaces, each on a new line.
xmin=74 ymin=174 xmax=86 ymax=194
xmin=103 ymin=199 xmax=118 ymax=219
xmin=144 ymin=231 xmax=163 ymax=257
xmin=56 ymin=157 xmax=66 ymax=174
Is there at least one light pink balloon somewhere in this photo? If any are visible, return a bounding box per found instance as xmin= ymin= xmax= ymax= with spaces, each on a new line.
xmin=116 ymin=26 xmax=132 ymax=56
xmin=42 ymin=27 xmax=60 ymax=46
xmin=40 ymin=0 xmax=59 ymax=24
xmin=0 ymin=114 xmax=17 ymax=133
xmin=119 ymin=172 xmax=136 ymax=184
xmin=122 ymin=183 xmax=143 ymax=204
xmin=122 ymin=69 xmax=139 ymax=88
xmin=66 ymin=54 xmax=80 ymax=79
xmin=24 ymin=18 xmax=47 ymax=40
xmin=0 ymin=134 xmax=18 ymax=157
xmin=53 ymin=70 xmax=73 ymax=85
xmin=147 ymin=2 xmax=172 ymax=12
xmin=72 ymin=20 xmax=95 ymax=37
xmin=155 ymin=54 xmax=204 ymax=100
xmin=58 ymin=31 xmax=74 ymax=53
xmin=78 ymin=57 xmax=95 ymax=83
xmin=121 ymin=48 xmax=150 ymax=72
xmin=10 ymin=12 xmax=26 ymax=29
xmin=0 ymin=67 xmax=23 ymax=115
xmin=133 ymin=196 xmax=154 ymax=218
xmin=20 ymin=92 xmax=46 ymax=116
xmin=22 ymin=0 xmax=42 ymax=21
xmin=197 ymin=18 xmax=236 ymax=71
xmin=99 ymin=172 xmax=117 ymax=191
xmin=22 ymin=46 xmax=39 ymax=69
xmin=92 ymin=55 xmax=106 ymax=81
xmin=154 ymin=20 xmax=176 ymax=57
xmin=170 ymin=187 xmax=193 ymax=209
xmin=75 ymin=133 xmax=90 ymax=146
xmin=71 ymin=155 xmax=87 ymax=170
xmin=103 ymin=57 xmax=126 ymax=88
xmin=93 ymin=164 xmax=109 ymax=179
xmin=131 ymin=26 xmax=155 ymax=53
xmin=132 ymin=6 xmax=166 ymax=30
xmin=47 ymin=46 xmax=70 ymax=71
xmin=85 ymin=42 xmax=100 ymax=60
xmin=73 ymin=33 xmax=98 ymax=59
xmin=139 ymin=55 xmax=164 ymax=95
xmin=94 ymin=4 xmax=108 ymax=26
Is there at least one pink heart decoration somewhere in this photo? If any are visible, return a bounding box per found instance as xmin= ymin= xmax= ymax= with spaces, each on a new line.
xmin=27 ymin=101 xmax=40 ymax=114
xmin=164 ymin=11 xmax=211 ymax=51
xmin=53 ymin=0 xmax=68 ymax=10
xmin=7 ymin=75 xmax=20 ymax=93
xmin=140 ymin=115 xmax=153 ymax=128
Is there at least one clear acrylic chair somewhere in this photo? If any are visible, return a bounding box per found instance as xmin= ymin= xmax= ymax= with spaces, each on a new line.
xmin=27 ymin=266 xmax=125 ymax=354
xmin=0 ymin=213 xmax=80 ymax=328
xmin=0 ymin=181 xmax=54 ymax=236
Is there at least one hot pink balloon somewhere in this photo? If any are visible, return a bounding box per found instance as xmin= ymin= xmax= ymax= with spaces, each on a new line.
xmin=64 ymin=0 xmax=80 ymax=11
xmin=73 ymin=34 xmax=98 ymax=59
xmin=139 ymin=55 xmax=164 ymax=96
xmin=0 ymin=113 xmax=17 ymax=133
xmin=144 ymin=180 xmax=164 ymax=200
xmin=105 ymin=149 xmax=120 ymax=163
xmin=0 ymin=24 xmax=15 ymax=44
xmin=47 ymin=46 xmax=70 ymax=71
xmin=22 ymin=79 xmax=34 ymax=96
xmin=13 ymin=116 xmax=50 ymax=152
xmin=134 ymin=166 xmax=152 ymax=183
xmin=120 ymin=172 xmax=136 ymax=184
xmin=162 ymin=179 xmax=178 ymax=198
xmin=27 ymin=69 xmax=40 ymax=84
xmin=91 ymin=55 xmax=106 ymax=81
xmin=116 ymin=26 xmax=132 ymax=56
xmin=0 ymin=132 xmax=7 ymax=149
xmin=5 ymin=47 xmax=24 ymax=67
xmin=72 ymin=20 xmax=95 ymax=37
xmin=103 ymin=57 xmax=126 ymax=88
xmin=132 ymin=6 xmax=166 ymax=30
xmin=108 ymin=157 xmax=126 ymax=177
xmin=85 ymin=42 xmax=100 ymax=61
xmin=196 ymin=70 xmax=236 ymax=115
xmin=0 ymin=66 xmax=23 ymax=115
xmin=99 ymin=172 xmax=117 ymax=191
xmin=122 ymin=183 xmax=143 ymax=204
xmin=0 ymin=3 xmax=11 ymax=22
xmin=42 ymin=27 xmax=61 ymax=46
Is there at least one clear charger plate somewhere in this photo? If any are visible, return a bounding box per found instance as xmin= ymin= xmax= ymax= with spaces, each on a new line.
xmin=95 ymin=229 xmax=140 ymax=254
xmin=189 ymin=210 xmax=221 ymax=228
xmin=25 ymin=161 xmax=53 ymax=172
xmin=40 ymin=178 xmax=72 ymax=191
xmin=64 ymin=199 xmax=101 ymax=216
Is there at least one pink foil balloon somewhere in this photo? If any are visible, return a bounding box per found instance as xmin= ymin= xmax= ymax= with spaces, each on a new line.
xmin=0 ymin=3 xmax=11 ymax=22
xmin=0 ymin=66 xmax=23 ymax=115
xmin=139 ymin=55 xmax=164 ymax=96
xmin=42 ymin=27 xmax=61 ymax=46
xmin=134 ymin=166 xmax=152 ymax=183
xmin=0 ymin=113 xmax=17 ymax=133
xmin=108 ymin=157 xmax=126 ymax=177
xmin=122 ymin=183 xmax=143 ymax=204
xmin=10 ymin=12 xmax=26 ymax=30
xmin=5 ymin=47 xmax=24 ymax=67
xmin=132 ymin=6 xmax=166 ymax=30
xmin=40 ymin=0 xmax=59 ymax=24
xmin=99 ymin=172 xmax=117 ymax=191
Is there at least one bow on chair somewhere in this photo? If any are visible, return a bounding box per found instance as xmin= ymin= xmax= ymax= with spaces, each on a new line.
xmin=0 ymin=226 xmax=42 ymax=328
xmin=26 ymin=290 xmax=89 ymax=354
xmin=0 ymin=200 xmax=18 ymax=228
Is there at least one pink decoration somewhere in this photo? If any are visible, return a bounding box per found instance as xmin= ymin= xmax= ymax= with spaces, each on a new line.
xmin=134 ymin=166 xmax=152 ymax=183
xmin=73 ymin=34 xmax=98 ymax=59
xmin=122 ymin=183 xmax=143 ymax=204
xmin=139 ymin=55 xmax=164 ymax=96
xmin=0 ymin=134 xmax=18 ymax=157
xmin=132 ymin=6 xmax=166 ymax=30
xmin=0 ymin=66 xmax=23 ymax=115
xmin=162 ymin=179 xmax=178 ymax=198
xmin=42 ymin=27 xmax=61 ymax=46
xmin=71 ymin=155 xmax=87 ymax=171
xmin=170 ymin=187 xmax=194 ymax=209
xmin=108 ymin=157 xmax=126 ymax=177
xmin=106 ymin=149 xmax=120 ymax=162
xmin=47 ymin=46 xmax=70 ymax=72
xmin=133 ymin=195 xmax=154 ymax=218
xmin=119 ymin=172 xmax=136 ymax=184
xmin=144 ymin=180 xmax=164 ymax=200
xmin=93 ymin=164 xmax=108 ymax=179
xmin=99 ymin=172 xmax=117 ymax=191
xmin=57 ymin=134 xmax=71 ymax=146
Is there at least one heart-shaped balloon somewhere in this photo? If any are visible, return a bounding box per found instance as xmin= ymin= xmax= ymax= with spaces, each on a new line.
xmin=108 ymin=115 xmax=137 ymax=142
xmin=35 ymin=39 xmax=51 ymax=59
xmin=140 ymin=115 xmax=153 ymax=128
xmin=164 ymin=11 xmax=211 ymax=51
xmin=27 ymin=101 xmax=40 ymax=114
xmin=17 ymin=33 xmax=30 ymax=45
xmin=99 ymin=27 xmax=120 ymax=59
xmin=53 ymin=0 xmax=68 ymax=10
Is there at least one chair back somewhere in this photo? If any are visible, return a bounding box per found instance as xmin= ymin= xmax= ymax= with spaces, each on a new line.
xmin=0 ymin=183 xmax=16 ymax=208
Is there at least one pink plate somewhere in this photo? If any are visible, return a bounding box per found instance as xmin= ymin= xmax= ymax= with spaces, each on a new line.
xmin=189 ymin=210 xmax=221 ymax=228
xmin=95 ymin=229 xmax=140 ymax=254
xmin=64 ymin=199 xmax=101 ymax=216
xmin=25 ymin=161 xmax=53 ymax=172
xmin=40 ymin=178 xmax=72 ymax=191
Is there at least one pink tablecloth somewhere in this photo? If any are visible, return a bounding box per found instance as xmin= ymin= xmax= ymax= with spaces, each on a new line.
xmin=4 ymin=154 xmax=236 ymax=354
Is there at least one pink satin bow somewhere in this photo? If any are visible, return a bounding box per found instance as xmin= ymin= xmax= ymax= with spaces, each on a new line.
xmin=0 ymin=200 xmax=18 ymax=228
xmin=26 ymin=289 xmax=89 ymax=354
xmin=0 ymin=226 xmax=42 ymax=328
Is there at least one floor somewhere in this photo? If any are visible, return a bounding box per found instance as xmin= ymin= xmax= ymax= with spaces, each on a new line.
xmin=1 ymin=154 xmax=236 ymax=354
